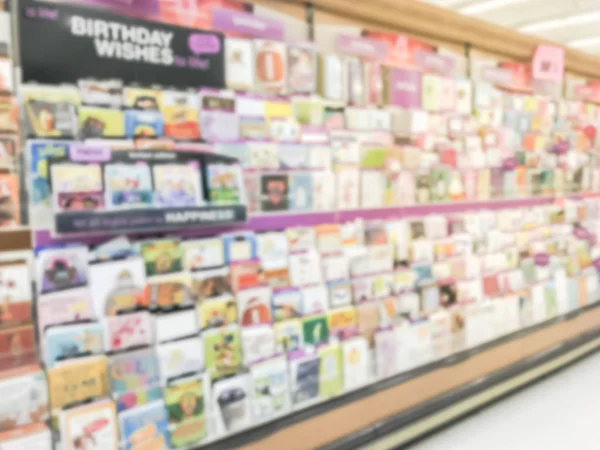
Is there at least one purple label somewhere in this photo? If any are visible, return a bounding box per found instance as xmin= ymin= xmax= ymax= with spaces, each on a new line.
xmin=534 ymin=253 xmax=550 ymax=267
xmin=188 ymin=33 xmax=221 ymax=55
xmin=70 ymin=145 xmax=111 ymax=162
xmin=211 ymin=7 xmax=284 ymax=40
xmin=414 ymin=49 xmax=454 ymax=75
xmin=502 ymin=157 xmax=518 ymax=171
xmin=592 ymin=258 xmax=600 ymax=271
xmin=75 ymin=0 xmax=159 ymax=15
xmin=551 ymin=140 xmax=570 ymax=155
xmin=482 ymin=66 xmax=513 ymax=85
xmin=573 ymin=226 xmax=592 ymax=241
xmin=336 ymin=35 xmax=388 ymax=60
xmin=389 ymin=68 xmax=422 ymax=108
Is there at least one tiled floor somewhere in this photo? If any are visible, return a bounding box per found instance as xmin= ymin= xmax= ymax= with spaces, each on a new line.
xmin=408 ymin=351 xmax=600 ymax=450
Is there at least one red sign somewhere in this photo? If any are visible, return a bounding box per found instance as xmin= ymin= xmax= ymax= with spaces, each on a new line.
xmin=532 ymin=44 xmax=564 ymax=83
xmin=158 ymin=0 xmax=245 ymax=29
xmin=498 ymin=62 xmax=532 ymax=93
xmin=364 ymin=31 xmax=434 ymax=68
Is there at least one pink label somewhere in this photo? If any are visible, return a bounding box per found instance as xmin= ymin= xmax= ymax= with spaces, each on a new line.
xmin=502 ymin=157 xmax=518 ymax=171
xmin=389 ymin=68 xmax=422 ymax=108
xmin=414 ymin=49 xmax=454 ymax=75
xmin=336 ymin=34 xmax=388 ymax=60
xmin=482 ymin=66 xmax=513 ymax=85
xmin=211 ymin=7 xmax=284 ymax=40
xmin=534 ymin=253 xmax=550 ymax=267
xmin=70 ymin=144 xmax=111 ymax=162
xmin=532 ymin=44 xmax=564 ymax=83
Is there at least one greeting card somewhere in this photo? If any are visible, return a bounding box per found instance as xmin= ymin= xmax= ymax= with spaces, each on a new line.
xmin=229 ymin=260 xmax=262 ymax=292
xmin=319 ymin=54 xmax=344 ymax=101
xmin=272 ymin=288 xmax=302 ymax=322
xmin=103 ymin=311 xmax=153 ymax=353
xmin=21 ymin=85 xmax=79 ymax=137
xmin=182 ymin=238 xmax=225 ymax=271
xmin=328 ymin=281 xmax=352 ymax=309
xmin=301 ymin=285 xmax=328 ymax=316
xmin=36 ymin=246 xmax=88 ymax=295
xmin=0 ymin=263 xmax=31 ymax=329
xmin=206 ymin=163 xmax=244 ymax=205
xmin=44 ymin=323 xmax=104 ymax=368
xmin=124 ymin=87 xmax=162 ymax=110
xmin=250 ymin=355 xmax=290 ymax=421
xmin=153 ymin=163 xmax=202 ymax=208
xmin=78 ymin=79 xmax=122 ymax=108
xmin=257 ymin=232 xmax=289 ymax=271
xmin=109 ymin=348 xmax=161 ymax=411
xmin=289 ymin=351 xmax=321 ymax=407
xmin=254 ymin=40 xmax=287 ymax=95
xmin=286 ymin=227 xmax=316 ymax=253
xmin=327 ymin=306 xmax=358 ymax=340
xmin=204 ymin=325 xmax=242 ymax=380
xmin=50 ymin=162 xmax=104 ymax=211
xmin=0 ymin=366 xmax=49 ymax=431
xmin=241 ymin=325 xmax=276 ymax=365
xmin=318 ymin=343 xmax=343 ymax=398
xmin=161 ymin=90 xmax=200 ymax=140
xmin=118 ymin=400 xmax=170 ymax=450
xmin=225 ymin=38 xmax=254 ymax=91
xmin=157 ymin=337 xmax=203 ymax=384
xmin=248 ymin=142 xmax=279 ymax=169
xmin=48 ymin=355 xmax=109 ymax=410
xmin=261 ymin=174 xmax=289 ymax=212
xmin=165 ymin=376 xmax=207 ymax=447
xmin=222 ymin=232 xmax=257 ymax=264
xmin=0 ymin=422 xmax=52 ymax=450
xmin=124 ymin=110 xmax=164 ymax=138
xmin=212 ymin=374 xmax=252 ymax=434
xmin=271 ymin=320 xmax=301 ymax=355
xmin=302 ymin=314 xmax=328 ymax=346
xmin=145 ymin=273 xmax=193 ymax=311
xmin=197 ymin=296 xmax=237 ymax=330
xmin=104 ymin=163 xmax=152 ymax=210
xmin=311 ymin=172 xmax=336 ymax=211
xmin=237 ymin=286 xmax=273 ymax=326
xmin=199 ymin=94 xmax=239 ymax=142
xmin=289 ymin=173 xmax=313 ymax=211
xmin=89 ymin=258 xmax=146 ymax=317
xmin=342 ymin=336 xmax=369 ymax=390
xmin=79 ymin=107 xmax=124 ymax=138
xmin=59 ymin=399 xmax=118 ymax=450
xmin=289 ymin=250 xmax=322 ymax=287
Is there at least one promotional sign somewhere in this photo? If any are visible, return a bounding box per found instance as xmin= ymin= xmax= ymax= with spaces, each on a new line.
xmin=532 ymin=44 xmax=564 ymax=83
xmin=498 ymin=62 xmax=532 ymax=93
xmin=336 ymin=35 xmax=388 ymax=60
xmin=19 ymin=0 xmax=225 ymax=89
xmin=364 ymin=31 xmax=434 ymax=68
xmin=212 ymin=7 xmax=284 ymax=40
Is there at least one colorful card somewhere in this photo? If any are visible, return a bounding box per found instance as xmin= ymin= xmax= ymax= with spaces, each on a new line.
xmin=21 ymin=85 xmax=79 ymax=137
xmin=257 ymin=232 xmax=289 ymax=271
xmin=237 ymin=286 xmax=273 ymax=326
xmin=48 ymin=355 xmax=109 ymax=410
xmin=50 ymin=163 xmax=104 ymax=211
xmin=161 ymin=90 xmax=200 ymax=140
xmin=164 ymin=376 xmax=207 ymax=447
xmin=318 ymin=343 xmax=343 ymax=398
xmin=327 ymin=306 xmax=358 ymax=340
xmin=206 ymin=163 xmax=244 ymax=205
xmin=140 ymin=239 xmax=182 ymax=276
xmin=124 ymin=87 xmax=162 ymax=110
xmin=44 ymin=322 xmax=104 ymax=368
xmin=118 ymin=400 xmax=170 ymax=450
xmin=204 ymin=325 xmax=242 ymax=380
xmin=274 ymin=319 xmax=303 ymax=353
xmin=104 ymin=163 xmax=153 ymax=209
xmin=254 ymin=40 xmax=287 ymax=95
xmin=89 ymin=258 xmax=147 ymax=317
xmin=79 ymin=107 xmax=124 ymax=138
xmin=229 ymin=260 xmax=262 ymax=292
xmin=36 ymin=246 xmax=88 ymax=295
xmin=212 ymin=374 xmax=252 ymax=434
xmin=153 ymin=163 xmax=203 ymax=207
xmin=0 ymin=136 xmax=18 ymax=168
xmin=261 ymin=174 xmax=289 ymax=212
xmin=145 ymin=273 xmax=193 ymax=311
xmin=302 ymin=314 xmax=329 ymax=346
xmin=103 ymin=311 xmax=153 ymax=353
xmin=250 ymin=355 xmax=291 ymax=421
xmin=59 ymin=399 xmax=118 ymax=450
xmin=222 ymin=232 xmax=257 ymax=264
xmin=37 ymin=288 xmax=93 ymax=340
xmin=109 ymin=348 xmax=161 ymax=410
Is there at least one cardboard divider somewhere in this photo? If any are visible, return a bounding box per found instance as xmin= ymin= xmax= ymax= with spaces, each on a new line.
xmin=238 ymin=306 xmax=600 ymax=450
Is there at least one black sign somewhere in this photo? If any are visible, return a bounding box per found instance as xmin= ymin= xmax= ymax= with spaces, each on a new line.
xmin=55 ymin=205 xmax=247 ymax=234
xmin=19 ymin=0 xmax=225 ymax=89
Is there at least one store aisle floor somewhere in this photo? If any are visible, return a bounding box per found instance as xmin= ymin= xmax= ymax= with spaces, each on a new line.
xmin=407 ymin=351 xmax=600 ymax=450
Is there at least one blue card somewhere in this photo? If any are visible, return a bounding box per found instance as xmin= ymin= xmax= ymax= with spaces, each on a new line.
xmin=124 ymin=110 xmax=164 ymax=138
xmin=289 ymin=173 xmax=313 ymax=211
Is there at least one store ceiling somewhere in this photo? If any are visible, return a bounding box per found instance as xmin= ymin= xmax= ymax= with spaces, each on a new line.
xmin=424 ymin=0 xmax=600 ymax=54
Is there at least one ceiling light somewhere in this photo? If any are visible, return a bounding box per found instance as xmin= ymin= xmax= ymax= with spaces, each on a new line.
xmin=519 ymin=10 xmax=600 ymax=33
xmin=460 ymin=0 xmax=523 ymax=15
xmin=568 ymin=37 xmax=600 ymax=49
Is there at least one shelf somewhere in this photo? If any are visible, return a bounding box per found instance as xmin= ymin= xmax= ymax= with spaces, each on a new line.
xmin=189 ymin=302 xmax=600 ymax=450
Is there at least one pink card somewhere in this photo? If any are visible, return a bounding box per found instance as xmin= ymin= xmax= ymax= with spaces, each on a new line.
xmin=388 ymin=68 xmax=422 ymax=108
xmin=37 ymin=287 xmax=94 ymax=334
xmin=103 ymin=311 xmax=153 ymax=352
